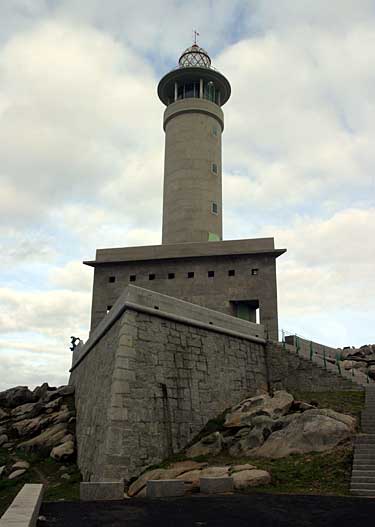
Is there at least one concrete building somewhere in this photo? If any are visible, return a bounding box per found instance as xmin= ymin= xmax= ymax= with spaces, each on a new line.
xmin=85 ymin=43 xmax=286 ymax=340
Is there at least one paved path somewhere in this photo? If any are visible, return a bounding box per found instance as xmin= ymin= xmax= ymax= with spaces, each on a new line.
xmin=39 ymin=494 xmax=375 ymax=527
xmin=351 ymin=385 xmax=375 ymax=496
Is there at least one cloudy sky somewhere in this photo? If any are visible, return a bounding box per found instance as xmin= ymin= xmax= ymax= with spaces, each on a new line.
xmin=0 ymin=0 xmax=374 ymax=391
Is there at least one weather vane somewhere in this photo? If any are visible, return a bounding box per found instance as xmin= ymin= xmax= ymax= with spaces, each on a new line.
xmin=193 ymin=29 xmax=200 ymax=45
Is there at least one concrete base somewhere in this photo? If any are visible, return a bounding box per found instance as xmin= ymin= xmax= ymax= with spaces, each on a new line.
xmin=200 ymin=477 xmax=234 ymax=494
xmin=0 ymin=483 xmax=44 ymax=526
xmin=146 ymin=479 xmax=185 ymax=498
xmin=80 ymin=482 xmax=124 ymax=501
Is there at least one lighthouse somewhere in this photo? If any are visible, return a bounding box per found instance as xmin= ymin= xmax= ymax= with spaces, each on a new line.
xmin=158 ymin=44 xmax=231 ymax=244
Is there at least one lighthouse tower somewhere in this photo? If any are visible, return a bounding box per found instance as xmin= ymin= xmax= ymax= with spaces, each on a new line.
xmin=158 ymin=44 xmax=231 ymax=244
xmin=85 ymin=42 xmax=285 ymax=340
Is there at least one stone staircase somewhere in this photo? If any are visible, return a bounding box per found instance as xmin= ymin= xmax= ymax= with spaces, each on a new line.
xmin=351 ymin=385 xmax=375 ymax=497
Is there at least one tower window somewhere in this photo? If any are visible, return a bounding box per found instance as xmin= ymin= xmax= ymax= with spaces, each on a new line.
xmin=149 ymin=273 xmax=156 ymax=280
xmin=106 ymin=305 xmax=112 ymax=313
xmin=212 ymin=126 xmax=218 ymax=137
xmin=211 ymin=162 xmax=218 ymax=174
xmin=187 ymin=272 xmax=195 ymax=279
xmin=129 ymin=275 xmax=136 ymax=282
xmin=211 ymin=202 xmax=218 ymax=215
xmin=228 ymin=270 xmax=235 ymax=277
xmin=251 ymin=268 xmax=259 ymax=276
xmin=168 ymin=273 xmax=175 ymax=280
xmin=208 ymin=271 xmax=215 ymax=278
xmin=108 ymin=276 xmax=116 ymax=283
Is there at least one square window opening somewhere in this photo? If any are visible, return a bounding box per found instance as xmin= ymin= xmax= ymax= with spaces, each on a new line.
xmin=211 ymin=162 xmax=218 ymax=174
xmin=168 ymin=273 xmax=175 ymax=280
xmin=208 ymin=270 xmax=215 ymax=278
xmin=129 ymin=275 xmax=136 ymax=282
xmin=228 ymin=269 xmax=235 ymax=277
xmin=251 ymin=268 xmax=259 ymax=276
xmin=108 ymin=276 xmax=116 ymax=283
xmin=149 ymin=273 xmax=156 ymax=280
xmin=187 ymin=272 xmax=195 ymax=279
xmin=106 ymin=305 xmax=112 ymax=313
xmin=211 ymin=202 xmax=218 ymax=215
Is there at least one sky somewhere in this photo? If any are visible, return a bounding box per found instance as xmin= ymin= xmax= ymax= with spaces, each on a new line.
xmin=0 ymin=0 xmax=374 ymax=391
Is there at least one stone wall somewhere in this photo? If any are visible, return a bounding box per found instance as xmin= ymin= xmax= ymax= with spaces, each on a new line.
xmin=267 ymin=342 xmax=363 ymax=393
xmin=70 ymin=303 xmax=268 ymax=481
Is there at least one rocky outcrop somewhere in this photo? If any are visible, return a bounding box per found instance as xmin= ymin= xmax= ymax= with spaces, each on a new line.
xmin=128 ymin=461 xmax=271 ymax=496
xmin=338 ymin=345 xmax=375 ymax=379
xmin=0 ymin=383 xmax=77 ymax=481
xmin=185 ymin=391 xmax=356 ymax=460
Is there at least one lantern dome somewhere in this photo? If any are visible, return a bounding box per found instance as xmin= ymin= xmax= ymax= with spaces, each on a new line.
xmin=179 ymin=44 xmax=211 ymax=68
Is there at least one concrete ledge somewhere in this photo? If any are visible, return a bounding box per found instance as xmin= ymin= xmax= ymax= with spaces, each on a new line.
xmin=0 ymin=483 xmax=44 ymax=527
xmin=200 ymin=477 xmax=234 ymax=494
xmin=146 ymin=479 xmax=185 ymax=498
xmin=80 ymin=482 xmax=124 ymax=501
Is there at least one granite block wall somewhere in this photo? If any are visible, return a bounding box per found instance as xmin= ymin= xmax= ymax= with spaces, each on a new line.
xmin=267 ymin=342 xmax=363 ymax=393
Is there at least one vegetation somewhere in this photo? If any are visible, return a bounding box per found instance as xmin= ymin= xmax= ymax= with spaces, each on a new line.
xmin=0 ymin=447 xmax=81 ymax=516
xmin=290 ymin=390 xmax=365 ymax=419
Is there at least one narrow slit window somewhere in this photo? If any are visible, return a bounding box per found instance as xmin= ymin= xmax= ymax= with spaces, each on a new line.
xmin=106 ymin=305 xmax=112 ymax=313
xmin=212 ymin=126 xmax=218 ymax=137
xmin=211 ymin=162 xmax=218 ymax=174
xmin=168 ymin=273 xmax=175 ymax=280
xmin=129 ymin=275 xmax=136 ymax=282
xmin=211 ymin=202 xmax=218 ymax=215
xmin=108 ymin=276 xmax=116 ymax=283
xmin=187 ymin=272 xmax=194 ymax=279
xmin=251 ymin=268 xmax=259 ymax=276
xmin=149 ymin=273 xmax=156 ymax=280
xmin=228 ymin=269 xmax=235 ymax=277
xmin=208 ymin=270 xmax=215 ymax=278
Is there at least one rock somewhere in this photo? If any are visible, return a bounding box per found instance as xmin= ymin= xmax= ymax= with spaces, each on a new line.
xmin=224 ymin=391 xmax=293 ymax=428
xmin=311 ymin=409 xmax=357 ymax=433
xmin=229 ymin=427 xmax=265 ymax=456
xmin=50 ymin=440 xmax=75 ymax=461
xmin=0 ymin=434 xmax=8 ymax=447
xmin=293 ymin=401 xmax=316 ymax=412
xmin=60 ymin=473 xmax=71 ymax=480
xmin=200 ymin=466 xmax=229 ymax=478
xmin=50 ymin=407 xmax=73 ymax=425
xmin=177 ymin=466 xmax=230 ymax=491
xmin=176 ymin=469 xmax=202 ymax=490
xmin=44 ymin=385 xmax=75 ymax=403
xmin=232 ymin=469 xmax=271 ymax=490
xmin=0 ymin=466 xmax=5 ymax=477
xmin=255 ymin=409 xmax=353 ymax=458
xmin=33 ymin=383 xmax=51 ymax=401
xmin=0 ymin=386 xmax=36 ymax=409
xmin=128 ymin=461 xmax=207 ymax=497
xmin=8 ymin=469 xmax=27 ymax=479
xmin=186 ymin=432 xmax=223 ymax=458
xmin=230 ymin=464 xmax=256 ymax=473
xmin=44 ymin=397 xmax=63 ymax=411
xmin=368 ymin=366 xmax=375 ymax=380
xmin=11 ymin=402 xmax=42 ymax=422
xmin=19 ymin=423 xmax=68 ymax=452
xmin=12 ymin=460 xmax=30 ymax=470
xmin=13 ymin=416 xmax=44 ymax=437
xmin=0 ymin=408 xmax=8 ymax=420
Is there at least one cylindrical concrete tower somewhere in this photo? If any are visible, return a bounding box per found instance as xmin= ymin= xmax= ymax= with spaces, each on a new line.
xmin=158 ymin=44 xmax=231 ymax=244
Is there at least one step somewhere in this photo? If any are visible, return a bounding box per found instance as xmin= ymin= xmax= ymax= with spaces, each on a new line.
xmin=351 ymin=470 xmax=375 ymax=475
xmin=350 ymin=482 xmax=375 ymax=489
xmin=351 ymin=489 xmax=375 ymax=497
xmin=351 ymin=477 xmax=375 ymax=484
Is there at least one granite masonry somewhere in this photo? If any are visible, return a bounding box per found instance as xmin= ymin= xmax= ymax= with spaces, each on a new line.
xmin=70 ymin=286 xmax=361 ymax=482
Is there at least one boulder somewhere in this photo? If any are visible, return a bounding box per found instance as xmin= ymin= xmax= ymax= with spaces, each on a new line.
xmin=0 ymin=408 xmax=8 ymax=420
xmin=0 ymin=466 xmax=5 ymax=477
xmin=229 ymin=415 xmax=276 ymax=456
xmin=33 ymin=383 xmax=52 ymax=401
xmin=254 ymin=409 xmax=353 ymax=458
xmin=230 ymin=464 xmax=256 ymax=473
xmin=11 ymin=402 xmax=42 ymax=421
xmin=368 ymin=366 xmax=375 ymax=380
xmin=186 ymin=432 xmax=223 ymax=458
xmin=51 ymin=440 xmax=75 ymax=461
xmin=44 ymin=397 xmax=63 ymax=412
xmin=0 ymin=434 xmax=8 ymax=447
xmin=8 ymin=469 xmax=26 ymax=480
xmin=128 ymin=461 xmax=207 ymax=497
xmin=44 ymin=385 xmax=74 ymax=403
xmin=232 ymin=469 xmax=271 ymax=490
xmin=12 ymin=460 xmax=30 ymax=470
xmin=0 ymin=386 xmax=36 ymax=409
xmin=224 ymin=391 xmax=293 ymax=428
xmin=19 ymin=422 xmax=68 ymax=452
xmin=13 ymin=416 xmax=44 ymax=438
